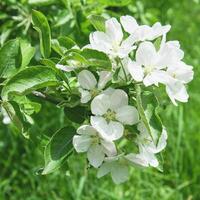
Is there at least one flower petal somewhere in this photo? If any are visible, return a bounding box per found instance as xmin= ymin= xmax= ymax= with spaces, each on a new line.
xmin=87 ymin=144 xmax=105 ymax=168
xmin=97 ymin=162 xmax=112 ymax=178
xmin=91 ymin=93 xmax=110 ymax=115
xmin=127 ymin=59 xmax=144 ymax=82
xmin=120 ymin=15 xmax=138 ymax=34
xmin=111 ymin=162 xmax=129 ymax=184
xmin=77 ymin=125 xmax=97 ymax=136
xmin=116 ymin=105 xmax=139 ymax=125
xmin=101 ymin=140 xmax=117 ymax=156
xmin=110 ymin=89 xmax=128 ymax=110
xmin=89 ymin=31 xmax=111 ymax=53
xmin=166 ymin=81 xmax=189 ymax=106
xmin=156 ymin=128 xmax=168 ymax=153
xmin=136 ymin=41 xmax=157 ymax=66
xmin=125 ymin=153 xmax=148 ymax=167
xmin=98 ymin=71 xmax=112 ymax=89
xmin=73 ymin=135 xmax=92 ymax=153
xmin=107 ymin=121 xmax=124 ymax=141
xmin=78 ymin=70 xmax=97 ymax=90
xmin=79 ymin=88 xmax=91 ymax=103
xmin=56 ymin=64 xmax=76 ymax=72
xmin=105 ymin=18 xmax=123 ymax=44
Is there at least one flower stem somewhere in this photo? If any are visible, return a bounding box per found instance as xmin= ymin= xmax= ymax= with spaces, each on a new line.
xmin=135 ymin=84 xmax=154 ymax=142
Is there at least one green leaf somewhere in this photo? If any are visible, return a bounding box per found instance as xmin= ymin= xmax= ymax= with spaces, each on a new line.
xmin=81 ymin=48 xmax=112 ymax=69
xmin=28 ymin=0 xmax=57 ymax=6
xmin=88 ymin=15 xmax=106 ymax=31
xmin=1 ymin=66 xmax=59 ymax=101
xmin=64 ymin=106 xmax=87 ymax=123
xmin=20 ymin=40 xmax=35 ymax=67
xmin=58 ymin=36 xmax=77 ymax=50
xmin=32 ymin=10 xmax=51 ymax=58
xmin=99 ymin=0 xmax=131 ymax=6
xmin=0 ymin=38 xmax=21 ymax=78
xmin=1 ymin=101 xmax=30 ymax=137
xmin=42 ymin=126 xmax=76 ymax=175
xmin=135 ymin=85 xmax=163 ymax=143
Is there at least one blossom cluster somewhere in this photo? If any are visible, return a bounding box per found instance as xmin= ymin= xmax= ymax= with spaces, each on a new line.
xmin=59 ymin=15 xmax=193 ymax=183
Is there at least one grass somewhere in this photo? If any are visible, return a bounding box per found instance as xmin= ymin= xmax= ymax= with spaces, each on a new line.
xmin=1 ymin=0 xmax=200 ymax=199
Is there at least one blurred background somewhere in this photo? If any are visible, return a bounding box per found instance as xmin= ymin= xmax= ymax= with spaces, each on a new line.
xmin=0 ymin=0 xmax=200 ymax=199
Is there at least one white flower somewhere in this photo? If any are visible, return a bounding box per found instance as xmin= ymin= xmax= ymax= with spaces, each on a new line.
xmin=73 ymin=125 xmax=117 ymax=168
xmin=88 ymin=18 xmax=136 ymax=58
xmin=127 ymin=41 xmax=168 ymax=86
xmin=120 ymin=15 xmax=171 ymax=42
xmin=78 ymin=70 xmax=112 ymax=103
xmin=125 ymin=122 xmax=167 ymax=168
xmin=90 ymin=88 xmax=139 ymax=141
xmin=164 ymin=62 xmax=194 ymax=105
xmin=97 ymin=154 xmax=129 ymax=184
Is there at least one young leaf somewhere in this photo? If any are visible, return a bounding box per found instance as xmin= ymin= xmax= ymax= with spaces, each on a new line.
xmin=58 ymin=36 xmax=77 ymax=50
xmin=1 ymin=101 xmax=31 ymax=137
xmin=32 ymin=10 xmax=51 ymax=58
xmin=88 ymin=15 xmax=106 ymax=32
xmin=1 ymin=66 xmax=59 ymax=101
xmin=81 ymin=48 xmax=112 ymax=70
xmin=0 ymin=38 xmax=21 ymax=78
xmin=42 ymin=126 xmax=76 ymax=174
xmin=64 ymin=106 xmax=87 ymax=124
xmin=20 ymin=40 xmax=35 ymax=67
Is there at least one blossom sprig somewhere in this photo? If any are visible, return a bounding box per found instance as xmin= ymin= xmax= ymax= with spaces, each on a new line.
xmin=56 ymin=15 xmax=194 ymax=184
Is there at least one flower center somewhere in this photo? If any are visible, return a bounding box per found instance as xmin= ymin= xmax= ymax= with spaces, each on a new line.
xmin=144 ymin=66 xmax=154 ymax=76
xmin=90 ymin=88 xmax=99 ymax=98
xmin=112 ymin=41 xmax=120 ymax=53
xmin=104 ymin=109 xmax=116 ymax=122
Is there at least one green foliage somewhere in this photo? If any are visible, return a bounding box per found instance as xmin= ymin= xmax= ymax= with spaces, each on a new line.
xmin=1 ymin=66 xmax=59 ymax=101
xmin=0 ymin=39 xmax=21 ymax=78
xmin=42 ymin=126 xmax=76 ymax=174
xmin=0 ymin=0 xmax=200 ymax=199
xmin=32 ymin=10 xmax=51 ymax=58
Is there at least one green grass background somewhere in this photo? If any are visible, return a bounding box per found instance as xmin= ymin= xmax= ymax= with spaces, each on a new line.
xmin=0 ymin=0 xmax=200 ymax=199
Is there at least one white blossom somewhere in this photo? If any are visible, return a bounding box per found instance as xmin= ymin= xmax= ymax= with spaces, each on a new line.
xmin=125 ymin=123 xmax=167 ymax=167
xmin=91 ymin=88 xmax=139 ymax=141
xmin=73 ymin=125 xmax=117 ymax=168
xmin=97 ymin=154 xmax=129 ymax=184
xmin=120 ymin=15 xmax=171 ymax=42
xmin=78 ymin=70 xmax=112 ymax=103
xmin=88 ymin=18 xmax=136 ymax=58
xmin=1 ymin=108 xmax=11 ymax=125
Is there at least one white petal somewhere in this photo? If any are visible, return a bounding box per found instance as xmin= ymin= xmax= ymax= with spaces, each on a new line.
xmin=101 ymin=140 xmax=117 ymax=156
xmin=148 ymin=22 xmax=171 ymax=40
xmin=91 ymin=93 xmax=110 ymax=115
xmin=56 ymin=64 xmax=76 ymax=72
xmin=77 ymin=125 xmax=97 ymax=136
xmin=87 ymin=144 xmax=105 ymax=168
xmin=110 ymin=89 xmax=128 ymax=110
xmin=156 ymin=128 xmax=168 ymax=153
xmin=120 ymin=15 xmax=138 ymax=34
xmin=91 ymin=116 xmax=124 ymax=141
xmin=166 ymin=81 xmax=189 ymax=105
xmin=79 ymin=88 xmax=91 ymax=103
xmin=107 ymin=121 xmax=124 ymax=141
xmin=89 ymin=31 xmax=111 ymax=53
xmin=136 ymin=41 xmax=157 ymax=66
xmin=167 ymin=62 xmax=194 ymax=84
xmin=157 ymin=41 xmax=184 ymax=66
xmin=73 ymin=135 xmax=92 ymax=153
xmin=97 ymin=162 xmax=111 ymax=178
xmin=127 ymin=59 xmax=144 ymax=82
xmin=111 ymin=162 xmax=129 ymax=184
xmin=105 ymin=18 xmax=123 ymax=44
xmin=116 ymin=105 xmax=139 ymax=125
xmin=125 ymin=153 xmax=148 ymax=167
xmin=133 ymin=25 xmax=152 ymax=41
xmin=78 ymin=70 xmax=97 ymax=90
xmin=98 ymin=71 xmax=112 ymax=89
